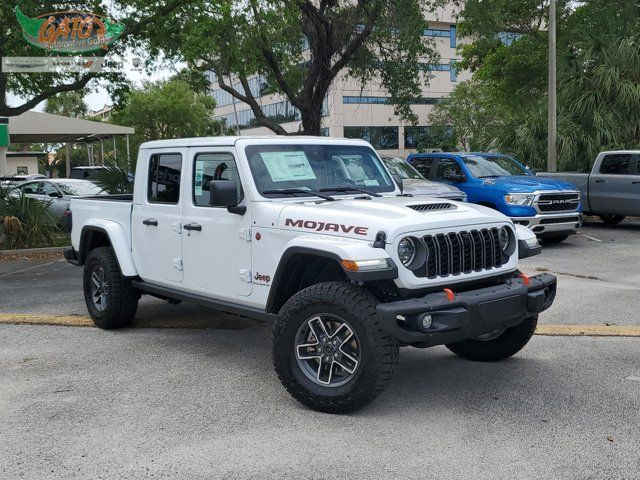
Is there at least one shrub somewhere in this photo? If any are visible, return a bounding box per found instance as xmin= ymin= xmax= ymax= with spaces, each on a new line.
xmin=0 ymin=187 xmax=61 ymax=249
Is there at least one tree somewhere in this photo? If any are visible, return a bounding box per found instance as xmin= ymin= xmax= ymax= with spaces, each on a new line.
xmin=44 ymin=91 xmax=88 ymax=118
xmin=429 ymin=80 xmax=500 ymax=151
xmin=111 ymin=79 xmax=218 ymax=144
xmin=444 ymin=0 xmax=640 ymax=170
xmin=0 ymin=0 xmax=192 ymax=118
xmin=150 ymin=0 xmax=443 ymax=135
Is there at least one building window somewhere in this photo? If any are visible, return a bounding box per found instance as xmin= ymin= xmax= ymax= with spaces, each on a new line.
xmin=16 ymin=166 xmax=28 ymax=174
xmin=320 ymin=128 xmax=330 ymax=136
xmin=404 ymin=127 xmax=434 ymax=149
xmin=344 ymin=126 xmax=399 ymax=149
xmin=423 ymin=28 xmax=450 ymax=38
xmin=450 ymin=61 xmax=457 ymax=82
xmin=343 ymin=96 xmax=442 ymax=105
xmin=214 ymin=97 xmax=328 ymax=130
xmin=450 ymin=25 xmax=457 ymax=48
xmin=211 ymin=76 xmax=267 ymax=107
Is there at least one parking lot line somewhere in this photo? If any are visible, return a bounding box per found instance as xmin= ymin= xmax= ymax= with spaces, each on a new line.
xmin=1 ymin=313 xmax=639 ymax=337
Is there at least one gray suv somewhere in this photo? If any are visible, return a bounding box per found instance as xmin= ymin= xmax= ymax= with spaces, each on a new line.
xmin=381 ymin=156 xmax=467 ymax=201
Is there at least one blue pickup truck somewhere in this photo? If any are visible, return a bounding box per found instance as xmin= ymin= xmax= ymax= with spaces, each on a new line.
xmin=406 ymin=152 xmax=582 ymax=243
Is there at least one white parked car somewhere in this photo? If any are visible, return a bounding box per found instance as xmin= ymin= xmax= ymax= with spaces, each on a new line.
xmin=10 ymin=178 xmax=105 ymax=221
xmin=65 ymin=136 xmax=554 ymax=413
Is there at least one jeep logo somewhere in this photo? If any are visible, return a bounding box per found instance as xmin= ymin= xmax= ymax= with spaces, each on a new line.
xmin=254 ymin=272 xmax=271 ymax=283
xmin=285 ymin=218 xmax=369 ymax=236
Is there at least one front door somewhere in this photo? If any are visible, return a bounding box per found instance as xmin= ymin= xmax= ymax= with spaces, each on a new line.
xmin=181 ymin=148 xmax=252 ymax=297
xmin=590 ymin=153 xmax=640 ymax=215
xmin=132 ymin=150 xmax=185 ymax=284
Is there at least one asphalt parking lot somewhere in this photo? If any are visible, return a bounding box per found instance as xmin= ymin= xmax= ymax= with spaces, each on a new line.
xmin=1 ymin=218 xmax=639 ymax=479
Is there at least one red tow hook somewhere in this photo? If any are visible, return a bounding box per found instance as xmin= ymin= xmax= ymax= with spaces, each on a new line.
xmin=519 ymin=273 xmax=531 ymax=286
xmin=443 ymin=288 xmax=455 ymax=301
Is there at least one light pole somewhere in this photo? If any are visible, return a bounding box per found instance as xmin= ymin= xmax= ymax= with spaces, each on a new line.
xmin=547 ymin=0 xmax=557 ymax=172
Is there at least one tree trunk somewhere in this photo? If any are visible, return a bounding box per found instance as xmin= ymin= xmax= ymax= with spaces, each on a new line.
xmin=299 ymin=98 xmax=325 ymax=136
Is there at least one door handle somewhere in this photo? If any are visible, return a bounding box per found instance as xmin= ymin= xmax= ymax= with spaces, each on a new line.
xmin=142 ymin=218 xmax=158 ymax=226
xmin=183 ymin=223 xmax=202 ymax=231
xmin=594 ymin=179 xmax=605 ymax=183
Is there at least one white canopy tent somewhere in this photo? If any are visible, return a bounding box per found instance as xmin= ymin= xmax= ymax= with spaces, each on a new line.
xmin=0 ymin=111 xmax=134 ymax=177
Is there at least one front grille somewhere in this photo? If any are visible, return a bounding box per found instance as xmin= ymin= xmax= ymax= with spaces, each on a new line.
xmin=414 ymin=228 xmax=503 ymax=278
xmin=536 ymin=193 xmax=580 ymax=212
xmin=407 ymin=202 xmax=454 ymax=212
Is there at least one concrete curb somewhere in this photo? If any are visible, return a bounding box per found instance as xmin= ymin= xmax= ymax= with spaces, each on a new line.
xmin=0 ymin=246 xmax=69 ymax=256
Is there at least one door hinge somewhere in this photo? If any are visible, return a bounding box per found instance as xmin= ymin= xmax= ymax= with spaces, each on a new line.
xmin=238 ymin=228 xmax=251 ymax=242
xmin=239 ymin=269 xmax=252 ymax=283
xmin=172 ymin=222 xmax=182 ymax=234
xmin=173 ymin=258 xmax=183 ymax=271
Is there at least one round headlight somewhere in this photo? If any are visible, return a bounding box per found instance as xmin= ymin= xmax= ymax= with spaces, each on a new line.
xmin=398 ymin=237 xmax=416 ymax=266
xmin=498 ymin=227 xmax=510 ymax=252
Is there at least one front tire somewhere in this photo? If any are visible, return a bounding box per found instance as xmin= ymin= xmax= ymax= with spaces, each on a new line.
xmin=83 ymin=247 xmax=139 ymax=329
xmin=599 ymin=214 xmax=625 ymax=225
xmin=273 ymin=282 xmax=399 ymax=413
xmin=445 ymin=315 xmax=538 ymax=362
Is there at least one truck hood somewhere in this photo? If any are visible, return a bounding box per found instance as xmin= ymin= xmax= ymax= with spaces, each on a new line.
xmin=401 ymin=179 xmax=464 ymax=198
xmin=268 ymin=196 xmax=509 ymax=242
xmin=478 ymin=175 xmax=578 ymax=193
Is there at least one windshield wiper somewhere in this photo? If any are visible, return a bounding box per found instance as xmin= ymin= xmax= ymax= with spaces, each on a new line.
xmin=319 ymin=186 xmax=382 ymax=197
xmin=261 ymin=188 xmax=335 ymax=201
xmin=478 ymin=175 xmax=502 ymax=178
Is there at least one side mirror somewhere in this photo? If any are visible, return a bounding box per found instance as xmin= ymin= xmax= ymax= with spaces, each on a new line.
xmin=443 ymin=171 xmax=466 ymax=182
xmin=209 ymin=180 xmax=245 ymax=215
xmin=48 ymin=191 xmax=63 ymax=198
xmin=392 ymin=174 xmax=404 ymax=194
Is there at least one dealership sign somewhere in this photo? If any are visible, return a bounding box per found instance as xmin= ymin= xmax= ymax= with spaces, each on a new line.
xmin=15 ymin=6 xmax=125 ymax=53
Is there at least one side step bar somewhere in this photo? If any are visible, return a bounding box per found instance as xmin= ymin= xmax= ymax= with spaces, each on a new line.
xmin=131 ymin=280 xmax=274 ymax=322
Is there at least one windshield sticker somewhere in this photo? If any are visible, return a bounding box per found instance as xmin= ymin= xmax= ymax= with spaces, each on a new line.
xmin=194 ymin=161 xmax=204 ymax=196
xmin=260 ymin=151 xmax=317 ymax=182
xmin=363 ymin=179 xmax=379 ymax=186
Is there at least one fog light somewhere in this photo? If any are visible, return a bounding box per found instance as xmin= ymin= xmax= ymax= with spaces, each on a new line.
xmin=421 ymin=314 xmax=433 ymax=330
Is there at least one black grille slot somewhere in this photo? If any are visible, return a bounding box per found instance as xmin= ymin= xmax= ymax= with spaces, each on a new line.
xmin=407 ymin=203 xmax=454 ymax=212
xmin=418 ymin=228 xmax=503 ymax=278
xmin=536 ymin=193 xmax=580 ymax=212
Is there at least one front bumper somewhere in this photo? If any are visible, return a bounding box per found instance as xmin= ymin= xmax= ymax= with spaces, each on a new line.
xmin=376 ymin=273 xmax=557 ymax=344
xmin=512 ymin=212 xmax=582 ymax=236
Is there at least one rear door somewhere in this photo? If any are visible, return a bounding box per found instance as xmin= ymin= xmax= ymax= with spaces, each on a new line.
xmin=181 ymin=148 xmax=252 ymax=297
xmin=131 ymin=149 xmax=186 ymax=284
xmin=589 ymin=153 xmax=640 ymax=215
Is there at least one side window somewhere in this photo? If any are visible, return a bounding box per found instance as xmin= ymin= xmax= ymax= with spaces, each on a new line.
xmin=39 ymin=182 xmax=59 ymax=196
xmin=148 ymin=153 xmax=182 ymax=204
xmin=22 ymin=182 xmax=39 ymax=194
xmin=599 ymin=154 xmax=631 ymax=175
xmin=192 ymin=152 xmax=243 ymax=207
xmin=410 ymin=157 xmax=435 ymax=179
xmin=435 ymin=158 xmax=462 ymax=180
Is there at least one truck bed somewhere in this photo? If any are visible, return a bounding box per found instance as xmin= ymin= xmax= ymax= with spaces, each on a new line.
xmin=537 ymin=172 xmax=589 ymax=199
xmin=70 ymin=196 xmax=133 ymax=253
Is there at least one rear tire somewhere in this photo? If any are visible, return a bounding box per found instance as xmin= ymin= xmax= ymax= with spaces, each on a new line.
xmin=273 ymin=282 xmax=399 ymax=414
xmin=83 ymin=247 xmax=139 ymax=329
xmin=599 ymin=214 xmax=625 ymax=225
xmin=445 ymin=316 xmax=538 ymax=362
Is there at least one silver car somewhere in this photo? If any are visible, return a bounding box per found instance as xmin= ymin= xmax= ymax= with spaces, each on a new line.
xmin=381 ymin=156 xmax=467 ymax=201
xmin=9 ymin=179 xmax=105 ymax=221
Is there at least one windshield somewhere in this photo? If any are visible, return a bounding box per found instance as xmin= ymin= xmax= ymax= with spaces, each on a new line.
xmin=245 ymin=144 xmax=396 ymax=197
xmin=381 ymin=156 xmax=424 ymax=180
xmin=56 ymin=182 xmax=104 ymax=196
xmin=462 ymin=155 xmax=529 ymax=178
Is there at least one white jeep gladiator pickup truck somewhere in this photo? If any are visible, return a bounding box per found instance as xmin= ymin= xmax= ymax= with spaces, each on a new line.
xmin=65 ymin=136 xmax=556 ymax=413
